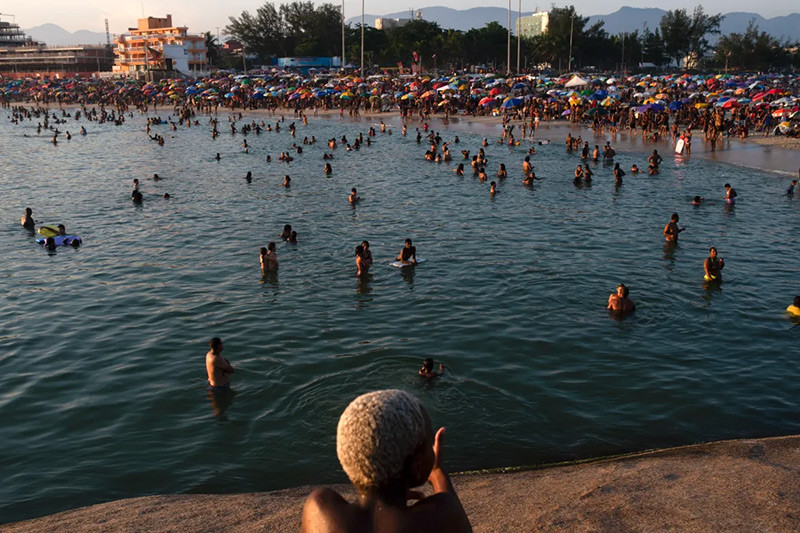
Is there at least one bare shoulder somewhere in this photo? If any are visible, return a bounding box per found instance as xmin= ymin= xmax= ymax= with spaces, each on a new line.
xmin=409 ymin=493 xmax=473 ymax=533
xmin=301 ymin=487 xmax=353 ymax=533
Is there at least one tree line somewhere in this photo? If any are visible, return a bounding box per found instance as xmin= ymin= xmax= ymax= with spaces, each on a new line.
xmin=221 ymin=2 xmax=800 ymax=72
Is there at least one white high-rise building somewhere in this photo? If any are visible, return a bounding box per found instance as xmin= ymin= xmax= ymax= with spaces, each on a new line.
xmin=518 ymin=11 xmax=549 ymax=38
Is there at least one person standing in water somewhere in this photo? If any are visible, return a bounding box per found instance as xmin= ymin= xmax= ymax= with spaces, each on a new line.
xmin=607 ymin=283 xmax=635 ymax=313
xmin=260 ymin=242 xmax=279 ymax=272
xmin=205 ymin=337 xmax=234 ymax=391
xmin=21 ymin=208 xmax=35 ymax=230
xmin=355 ymin=244 xmax=370 ymax=277
xmin=663 ymin=213 xmax=686 ymax=242
xmin=704 ymin=247 xmax=725 ymax=282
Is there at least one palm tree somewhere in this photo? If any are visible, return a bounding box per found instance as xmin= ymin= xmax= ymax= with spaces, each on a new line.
xmin=204 ymin=31 xmax=220 ymax=68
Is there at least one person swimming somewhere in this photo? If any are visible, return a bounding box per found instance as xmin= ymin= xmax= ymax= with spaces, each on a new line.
xmin=282 ymin=175 xmax=291 ymax=187
xmin=324 ymin=163 xmax=332 ymax=174
xmin=663 ymin=213 xmax=686 ymax=242
xmin=280 ymin=224 xmax=293 ymax=241
xmin=245 ymin=171 xmax=253 ymax=183
xmin=607 ymin=283 xmax=635 ymax=313
xmin=349 ymin=188 xmax=360 ymax=204
xmin=787 ymin=296 xmax=800 ymax=317
xmin=419 ymin=358 xmax=445 ymax=378
xmin=489 ymin=181 xmax=498 ymax=195
xmin=355 ymin=244 xmax=370 ymax=277
xmin=691 ymin=196 xmax=705 ymax=205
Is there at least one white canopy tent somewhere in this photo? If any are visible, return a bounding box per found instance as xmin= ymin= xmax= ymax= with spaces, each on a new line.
xmin=564 ymin=75 xmax=588 ymax=88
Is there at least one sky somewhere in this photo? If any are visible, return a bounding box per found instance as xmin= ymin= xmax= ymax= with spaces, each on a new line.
xmin=3 ymin=0 xmax=798 ymax=34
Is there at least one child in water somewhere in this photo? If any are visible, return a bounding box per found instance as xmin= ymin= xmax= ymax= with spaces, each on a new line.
xmin=419 ymin=358 xmax=445 ymax=378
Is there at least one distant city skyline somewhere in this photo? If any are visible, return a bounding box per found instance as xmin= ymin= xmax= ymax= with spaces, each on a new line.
xmin=3 ymin=0 xmax=798 ymax=35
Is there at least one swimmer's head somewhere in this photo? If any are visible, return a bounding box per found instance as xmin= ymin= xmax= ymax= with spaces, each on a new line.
xmin=25 ymin=207 xmax=32 ymax=215
xmin=163 ymin=193 xmax=171 ymax=199
xmin=209 ymin=337 xmax=223 ymax=354
xmin=337 ymin=389 xmax=432 ymax=494
xmin=671 ymin=213 xmax=679 ymax=222
xmin=693 ymin=196 xmax=701 ymax=202
xmin=422 ymin=358 xmax=434 ymax=372
xmin=268 ymin=242 xmax=276 ymax=252
xmin=724 ymin=183 xmax=731 ymax=189
xmin=283 ymin=224 xmax=292 ymax=233
xmin=709 ymin=246 xmax=718 ymax=256
xmin=260 ymin=246 xmax=267 ymax=255
xmin=405 ymin=239 xmax=413 ymax=246
xmin=351 ymin=188 xmax=357 ymax=193
xmin=617 ymin=283 xmax=629 ymax=297
xmin=361 ymin=240 xmax=369 ymax=249
xmin=355 ymin=244 xmax=364 ymax=256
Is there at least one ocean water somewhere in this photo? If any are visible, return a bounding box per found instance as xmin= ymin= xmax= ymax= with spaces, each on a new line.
xmin=1 ymin=108 xmax=799 ymax=523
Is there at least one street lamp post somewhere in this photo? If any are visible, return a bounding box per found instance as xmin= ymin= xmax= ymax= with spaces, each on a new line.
xmin=341 ymin=0 xmax=346 ymax=72
xmin=506 ymin=0 xmax=511 ymax=75
xmin=516 ymin=0 xmax=521 ymax=74
xmin=360 ymin=0 xmax=365 ymax=78
xmin=567 ymin=13 xmax=573 ymax=73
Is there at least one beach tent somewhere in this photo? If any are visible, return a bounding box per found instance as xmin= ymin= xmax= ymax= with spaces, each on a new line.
xmin=564 ymin=76 xmax=588 ymax=88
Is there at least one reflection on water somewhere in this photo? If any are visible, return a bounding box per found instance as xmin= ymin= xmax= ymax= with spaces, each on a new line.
xmin=207 ymin=388 xmax=236 ymax=419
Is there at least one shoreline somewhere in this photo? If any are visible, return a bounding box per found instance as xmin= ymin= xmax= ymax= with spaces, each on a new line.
xmin=5 ymin=434 xmax=799 ymax=531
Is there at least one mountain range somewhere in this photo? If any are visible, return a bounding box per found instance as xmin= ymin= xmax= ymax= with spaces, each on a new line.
xmin=23 ymin=6 xmax=800 ymax=46
xmin=349 ymin=6 xmax=800 ymax=41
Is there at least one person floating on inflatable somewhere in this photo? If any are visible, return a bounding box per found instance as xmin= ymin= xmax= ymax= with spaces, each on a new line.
xmin=787 ymin=296 xmax=800 ymax=317
xmin=704 ymin=247 xmax=725 ymax=282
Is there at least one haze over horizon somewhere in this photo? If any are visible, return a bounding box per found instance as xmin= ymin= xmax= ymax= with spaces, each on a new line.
xmin=3 ymin=0 xmax=799 ymax=35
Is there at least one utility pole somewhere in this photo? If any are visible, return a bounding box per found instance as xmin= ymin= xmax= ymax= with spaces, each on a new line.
xmin=567 ymin=13 xmax=573 ymax=73
xmin=621 ymin=32 xmax=625 ymax=76
xmin=242 ymin=45 xmax=247 ymax=73
xmin=341 ymin=0 xmax=346 ymax=71
xmin=360 ymin=0 xmax=365 ymax=78
xmin=516 ymin=0 xmax=521 ymax=74
xmin=506 ymin=0 xmax=511 ymax=75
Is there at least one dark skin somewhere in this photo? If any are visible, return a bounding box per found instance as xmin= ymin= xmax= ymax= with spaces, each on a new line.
xmin=301 ymin=412 xmax=472 ymax=533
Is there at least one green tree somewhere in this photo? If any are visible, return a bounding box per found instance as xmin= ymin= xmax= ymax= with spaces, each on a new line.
xmin=531 ymin=6 xmax=589 ymax=71
xmin=204 ymin=32 xmax=220 ymax=67
xmin=641 ymin=27 xmax=666 ymax=66
xmin=660 ymin=7 xmax=722 ymax=68
xmin=713 ymin=21 xmax=791 ymax=71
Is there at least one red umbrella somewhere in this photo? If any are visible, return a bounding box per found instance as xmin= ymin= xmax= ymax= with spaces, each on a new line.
xmin=489 ymin=87 xmax=502 ymax=96
xmin=721 ymin=99 xmax=740 ymax=109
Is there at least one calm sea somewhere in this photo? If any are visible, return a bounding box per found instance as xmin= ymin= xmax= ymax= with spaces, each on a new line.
xmin=1 ymin=108 xmax=799 ymax=523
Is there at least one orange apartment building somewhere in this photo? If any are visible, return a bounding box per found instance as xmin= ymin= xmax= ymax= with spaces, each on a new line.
xmin=113 ymin=14 xmax=206 ymax=75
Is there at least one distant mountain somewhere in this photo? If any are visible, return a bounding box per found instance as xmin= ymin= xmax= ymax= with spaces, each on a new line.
xmin=348 ymin=7 xmax=536 ymax=32
xmin=588 ymin=7 xmax=800 ymax=42
xmin=23 ymin=24 xmax=107 ymax=46
xmin=349 ymin=5 xmax=800 ymax=42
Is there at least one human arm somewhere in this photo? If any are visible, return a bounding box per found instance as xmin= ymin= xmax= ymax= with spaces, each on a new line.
xmin=424 ymin=427 xmax=473 ymax=532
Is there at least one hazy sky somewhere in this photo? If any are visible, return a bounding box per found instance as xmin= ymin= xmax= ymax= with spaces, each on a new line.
xmin=4 ymin=0 xmax=798 ymax=34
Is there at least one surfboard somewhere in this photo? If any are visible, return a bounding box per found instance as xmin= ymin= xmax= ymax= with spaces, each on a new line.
xmin=675 ymin=138 xmax=685 ymax=154
xmin=391 ymin=257 xmax=425 ymax=268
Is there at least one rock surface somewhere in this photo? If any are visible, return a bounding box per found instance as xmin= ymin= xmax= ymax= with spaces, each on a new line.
xmin=4 ymin=435 xmax=799 ymax=532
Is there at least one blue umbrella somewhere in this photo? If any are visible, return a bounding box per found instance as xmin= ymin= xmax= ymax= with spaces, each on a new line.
xmin=668 ymin=101 xmax=684 ymax=111
xmin=501 ymin=97 xmax=523 ymax=108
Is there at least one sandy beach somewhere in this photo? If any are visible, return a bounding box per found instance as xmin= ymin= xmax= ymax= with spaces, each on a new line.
xmin=5 ymin=434 xmax=798 ymax=532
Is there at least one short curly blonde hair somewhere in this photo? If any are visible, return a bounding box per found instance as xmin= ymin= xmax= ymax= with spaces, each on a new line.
xmin=337 ymin=389 xmax=427 ymax=493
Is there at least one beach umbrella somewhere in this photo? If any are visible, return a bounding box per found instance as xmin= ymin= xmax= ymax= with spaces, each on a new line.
xmin=400 ymin=93 xmax=415 ymax=100
xmin=721 ymin=99 xmax=740 ymax=109
xmin=583 ymin=107 xmax=607 ymax=116
xmin=772 ymin=109 xmax=791 ymax=118
xmin=561 ymin=109 xmax=571 ymax=116
xmin=777 ymin=121 xmax=792 ymax=134
xmin=668 ymin=101 xmax=684 ymax=111
xmin=479 ymin=97 xmax=495 ymax=107
xmin=501 ymin=97 xmax=523 ymax=108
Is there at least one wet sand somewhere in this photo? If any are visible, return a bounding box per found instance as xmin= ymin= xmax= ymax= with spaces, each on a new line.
xmin=5 ymin=434 xmax=798 ymax=532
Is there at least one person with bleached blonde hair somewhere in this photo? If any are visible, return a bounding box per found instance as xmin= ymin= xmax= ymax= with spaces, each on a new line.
xmin=301 ymin=389 xmax=472 ymax=533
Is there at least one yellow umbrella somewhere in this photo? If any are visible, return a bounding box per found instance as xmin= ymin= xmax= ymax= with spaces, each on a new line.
xmin=459 ymin=84 xmax=469 ymax=90
xmin=655 ymin=93 xmax=668 ymax=99
xmin=695 ymin=103 xmax=708 ymax=109
xmin=601 ymin=97 xmax=614 ymax=107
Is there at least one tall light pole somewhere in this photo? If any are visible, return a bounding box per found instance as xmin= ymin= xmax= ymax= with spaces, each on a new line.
xmin=341 ymin=0 xmax=346 ymax=71
xmin=360 ymin=0 xmax=365 ymax=78
xmin=567 ymin=12 xmax=574 ymax=73
xmin=506 ymin=0 xmax=511 ymax=75
xmin=516 ymin=0 xmax=521 ymax=74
